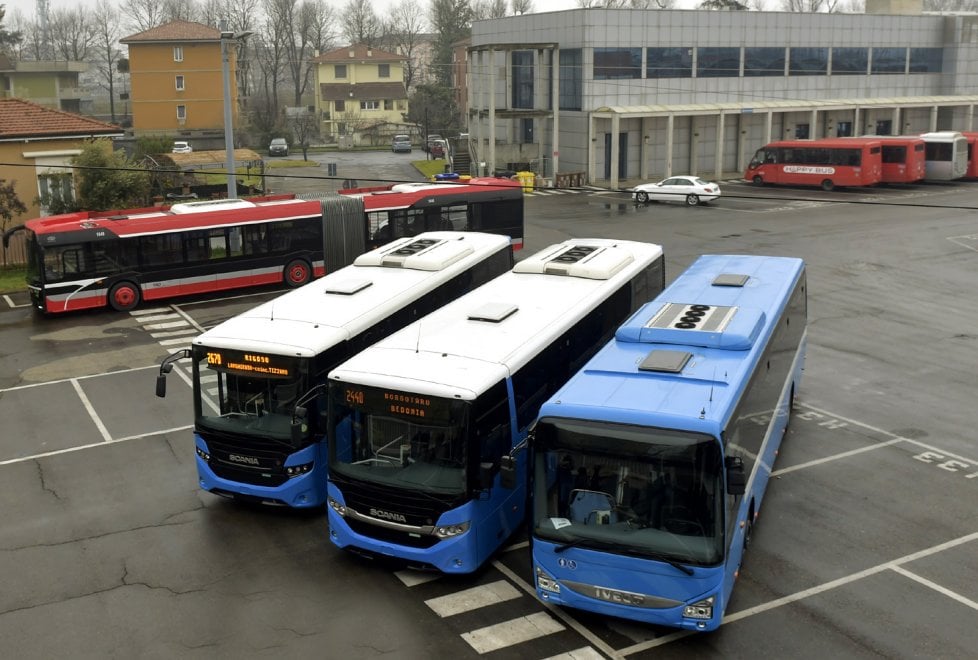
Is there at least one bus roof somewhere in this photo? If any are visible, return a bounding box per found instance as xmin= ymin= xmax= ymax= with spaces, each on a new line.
xmin=920 ymin=131 xmax=965 ymax=141
xmin=193 ymin=232 xmax=513 ymax=357
xmin=24 ymin=196 xmax=322 ymax=241
xmin=328 ymin=239 xmax=665 ymax=400
xmin=757 ymin=138 xmax=881 ymax=148
xmin=537 ymin=254 xmax=805 ymax=437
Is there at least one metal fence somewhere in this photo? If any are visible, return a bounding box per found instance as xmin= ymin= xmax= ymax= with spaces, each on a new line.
xmin=2 ymin=231 xmax=27 ymax=267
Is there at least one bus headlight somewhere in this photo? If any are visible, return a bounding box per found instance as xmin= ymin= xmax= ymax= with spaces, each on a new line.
xmin=682 ymin=595 xmax=715 ymax=620
xmin=434 ymin=522 xmax=470 ymax=538
xmin=195 ymin=447 xmax=211 ymax=461
xmin=285 ymin=462 xmax=314 ymax=477
xmin=535 ymin=566 xmax=561 ymax=594
xmin=327 ymin=497 xmax=347 ymax=516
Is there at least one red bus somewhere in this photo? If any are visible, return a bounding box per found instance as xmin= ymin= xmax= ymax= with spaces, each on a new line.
xmin=865 ymin=136 xmax=926 ymax=184
xmin=960 ymin=131 xmax=978 ymax=179
xmin=745 ymin=138 xmax=883 ymax=191
xmin=6 ymin=178 xmax=525 ymax=314
xmin=340 ymin=176 xmax=525 ymax=251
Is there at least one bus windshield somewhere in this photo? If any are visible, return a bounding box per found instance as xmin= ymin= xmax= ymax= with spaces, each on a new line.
xmin=193 ymin=348 xmax=307 ymax=444
xmin=532 ymin=418 xmax=725 ymax=566
xmin=329 ymin=384 xmax=469 ymax=495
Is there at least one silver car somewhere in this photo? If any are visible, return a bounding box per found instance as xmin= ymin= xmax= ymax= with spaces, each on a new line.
xmin=632 ymin=175 xmax=721 ymax=206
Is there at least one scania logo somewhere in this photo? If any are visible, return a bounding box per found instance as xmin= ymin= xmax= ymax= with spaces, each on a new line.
xmin=594 ymin=587 xmax=645 ymax=606
xmin=369 ymin=508 xmax=407 ymax=523
xmin=227 ymin=453 xmax=260 ymax=466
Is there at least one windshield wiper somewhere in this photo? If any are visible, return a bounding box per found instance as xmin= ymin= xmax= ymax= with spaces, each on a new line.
xmin=618 ymin=543 xmax=695 ymax=576
xmin=554 ymin=537 xmax=598 ymax=554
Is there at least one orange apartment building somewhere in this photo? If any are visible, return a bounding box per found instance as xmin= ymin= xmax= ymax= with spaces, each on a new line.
xmin=120 ymin=20 xmax=239 ymax=139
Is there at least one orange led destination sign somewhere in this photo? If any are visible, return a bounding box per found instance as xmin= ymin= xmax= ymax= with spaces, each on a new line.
xmin=204 ymin=349 xmax=295 ymax=379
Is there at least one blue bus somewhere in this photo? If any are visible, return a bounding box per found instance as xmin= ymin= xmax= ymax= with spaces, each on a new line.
xmin=528 ymin=254 xmax=807 ymax=631
xmin=326 ymin=239 xmax=666 ymax=572
xmin=155 ymin=232 xmax=513 ymax=507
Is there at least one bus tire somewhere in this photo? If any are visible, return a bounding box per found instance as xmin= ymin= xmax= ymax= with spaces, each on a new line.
xmin=752 ymin=175 xmax=764 ymax=185
xmin=744 ymin=502 xmax=755 ymax=550
xmin=284 ymin=259 xmax=311 ymax=288
xmin=108 ymin=281 xmax=141 ymax=312
xmin=820 ymin=179 xmax=835 ymax=191
xmin=685 ymin=193 xmax=700 ymax=206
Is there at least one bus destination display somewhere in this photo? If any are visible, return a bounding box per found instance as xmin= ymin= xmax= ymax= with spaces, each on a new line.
xmin=204 ymin=348 xmax=295 ymax=378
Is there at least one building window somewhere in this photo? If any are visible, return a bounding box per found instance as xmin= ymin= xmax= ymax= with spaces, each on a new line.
xmin=173 ymin=47 xmax=183 ymax=62
xmin=360 ymin=100 xmax=379 ymax=110
xmin=832 ymin=47 xmax=868 ymax=74
xmin=789 ymin=47 xmax=828 ymax=76
xmin=335 ymin=100 xmax=345 ymax=112
xmin=175 ymin=75 xmax=185 ymax=91
xmin=594 ymin=47 xmax=641 ymax=80
xmin=512 ymin=50 xmax=534 ymax=108
xmin=872 ymin=47 xmax=907 ymax=74
xmin=909 ymin=48 xmax=942 ymax=73
xmin=335 ymin=64 xmax=347 ymax=79
xmin=384 ymin=99 xmax=393 ymax=110
xmin=37 ymin=171 xmax=74 ymax=214
xmin=378 ymin=63 xmax=390 ymax=78
xmin=521 ymin=118 xmax=533 ymax=144
xmin=559 ymin=48 xmax=582 ymax=111
xmin=744 ymin=47 xmax=785 ymax=77
xmin=647 ymin=47 xmax=692 ymax=79
xmin=697 ymin=47 xmax=740 ymax=77
xmin=176 ymin=105 xmax=187 ymax=121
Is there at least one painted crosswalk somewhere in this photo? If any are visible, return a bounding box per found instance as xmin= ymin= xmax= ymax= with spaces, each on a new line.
xmin=525 ymin=186 xmax=607 ymax=197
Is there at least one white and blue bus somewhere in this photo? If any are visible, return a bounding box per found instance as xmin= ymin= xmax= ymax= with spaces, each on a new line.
xmin=325 ymin=239 xmax=666 ymax=573
xmin=155 ymin=232 xmax=513 ymax=508
xmin=529 ymin=254 xmax=807 ymax=631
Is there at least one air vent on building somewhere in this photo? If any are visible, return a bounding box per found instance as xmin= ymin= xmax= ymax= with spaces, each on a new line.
xmin=324 ymin=279 xmax=372 ymax=295
xmin=712 ymin=273 xmax=750 ymax=287
xmin=638 ymin=350 xmax=692 ymax=374
xmin=468 ymin=302 xmax=518 ymax=323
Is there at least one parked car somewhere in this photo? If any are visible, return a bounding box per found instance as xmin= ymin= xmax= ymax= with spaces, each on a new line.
xmin=392 ymin=135 xmax=412 ymax=153
xmin=631 ymin=175 xmax=721 ymax=206
xmin=172 ymin=141 xmax=192 ymax=154
xmin=423 ymin=134 xmax=443 ymax=152
xmin=268 ymin=138 xmax=289 ymax=156
xmin=429 ymin=139 xmax=449 ymax=159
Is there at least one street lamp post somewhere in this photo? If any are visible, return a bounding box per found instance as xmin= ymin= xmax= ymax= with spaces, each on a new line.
xmin=220 ymin=24 xmax=252 ymax=199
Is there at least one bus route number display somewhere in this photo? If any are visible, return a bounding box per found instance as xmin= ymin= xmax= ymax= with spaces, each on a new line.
xmin=205 ymin=349 xmax=293 ymax=378
xmin=344 ymin=386 xmax=450 ymax=422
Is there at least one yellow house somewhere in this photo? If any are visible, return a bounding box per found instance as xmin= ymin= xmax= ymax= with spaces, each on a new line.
xmin=120 ymin=20 xmax=239 ymax=138
xmin=312 ymin=44 xmax=409 ymax=144
xmin=0 ymin=99 xmax=122 ymax=263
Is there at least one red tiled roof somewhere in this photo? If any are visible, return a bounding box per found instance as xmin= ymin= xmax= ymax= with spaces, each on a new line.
xmin=121 ymin=20 xmax=221 ymax=44
xmin=0 ymin=98 xmax=122 ymax=139
xmin=320 ymin=82 xmax=407 ymax=102
xmin=312 ymin=43 xmax=406 ymax=63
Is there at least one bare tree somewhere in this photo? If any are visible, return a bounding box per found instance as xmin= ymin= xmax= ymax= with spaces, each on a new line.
xmin=471 ymin=0 xmax=509 ymax=19
xmin=576 ymin=0 xmax=674 ymax=7
xmin=162 ymin=0 xmax=203 ymax=22
xmin=511 ymin=0 xmax=534 ymax=15
xmin=341 ymin=0 xmax=382 ymax=46
xmin=119 ymin=0 xmax=169 ymax=32
xmin=380 ymin=0 xmax=428 ymax=92
xmin=287 ymin=109 xmax=319 ymax=159
xmin=92 ymin=0 xmax=124 ymax=121
xmin=48 ymin=8 xmax=97 ymax=61
xmin=778 ymin=0 xmax=844 ymax=10
xmin=7 ymin=12 xmax=41 ymax=60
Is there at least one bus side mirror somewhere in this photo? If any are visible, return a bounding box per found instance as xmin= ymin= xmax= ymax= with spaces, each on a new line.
xmin=290 ymin=406 xmax=308 ymax=445
xmin=156 ymin=349 xmax=190 ymax=399
xmin=499 ymin=455 xmax=516 ymax=490
xmin=155 ymin=374 xmax=167 ymax=398
xmin=478 ymin=462 xmax=496 ymax=491
xmin=725 ymin=456 xmax=746 ymax=495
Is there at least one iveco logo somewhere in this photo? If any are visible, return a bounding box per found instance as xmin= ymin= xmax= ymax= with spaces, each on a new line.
xmin=369 ymin=508 xmax=407 ymax=523
xmin=594 ymin=587 xmax=645 ymax=606
xmin=228 ymin=454 xmax=260 ymax=466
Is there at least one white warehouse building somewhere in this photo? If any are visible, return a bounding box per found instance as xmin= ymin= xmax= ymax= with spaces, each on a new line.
xmin=466 ymin=5 xmax=978 ymax=189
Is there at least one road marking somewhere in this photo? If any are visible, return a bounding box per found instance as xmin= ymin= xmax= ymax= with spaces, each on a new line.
xmin=149 ymin=328 xmax=198 ymax=338
xmin=771 ymin=438 xmax=903 ymax=476
xmin=544 ymin=648 xmax=606 ymax=660
xmin=130 ymin=307 xmax=172 ymax=315
xmin=0 ymin=425 xmax=194 ymax=467
xmin=0 ymin=364 xmax=159 ymax=394
xmin=619 ymin=530 xmax=978 ymax=654
xmin=890 ymin=565 xmax=978 ymax=612
xmin=461 ymin=611 xmax=564 ymax=654
xmin=3 ymin=294 xmax=30 ymax=308
xmin=134 ymin=313 xmax=182 ymax=323
xmin=143 ymin=320 xmax=191 ymax=330
xmin=158 ymin=336 xmax=196 ymax=346
xmin=425 ymin=580 xmax=521 ymax=617
xmin=70 ymin=378 xmax=112 ymax=443
xmin=394 ymin=570 xmax=441 ymax=587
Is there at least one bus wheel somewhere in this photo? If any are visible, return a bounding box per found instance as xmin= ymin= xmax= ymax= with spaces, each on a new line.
xmin=108 ymin=281 xmax=141 ymax=312
xmin=821 ymin=179 xmax=835 ymax=192
xmin=685 ymin=193 xmax=700 ymax=206
xmin=752 ymin=175 xmax=764 ymax=185
xmin=744 ymin=502 xmax=755 ymax=550
xmin=284 ymin=259 xmax=311 ymax=288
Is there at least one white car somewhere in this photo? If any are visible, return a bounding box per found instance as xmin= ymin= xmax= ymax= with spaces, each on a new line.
xmin=172 ymin=141 xmax=192 ymax=154
xmin=632 ymin=175 xmax=721 ymax=206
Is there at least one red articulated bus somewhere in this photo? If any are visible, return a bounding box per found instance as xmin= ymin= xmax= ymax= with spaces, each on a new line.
xmin=745 ymin=138 xmax=883 ymax=191
xmin=7 ymin=178 xmax=525 ymax=315
xmin=959 ymin=131 xmax=978 ymax=179
xmin=860 ymin=136 xmax=926 ymax=184
xmin=340 ymin=176 xmax=525 ymax=251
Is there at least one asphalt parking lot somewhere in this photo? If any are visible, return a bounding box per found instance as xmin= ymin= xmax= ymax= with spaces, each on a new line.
xmin=1 ymin=179 xmax=976 ymax=658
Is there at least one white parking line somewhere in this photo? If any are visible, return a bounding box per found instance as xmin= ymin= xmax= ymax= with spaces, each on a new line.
xmin=890 ymin=565 xmax=978 ymax=612
xmin=461 ymin=612 xmax=564 ymax=654
xmin=425 ymin=580 xmax=521 ymax=617
xmin=0 ymin=424 xmax=194 ymax=467
xmin=771 ymin=438 xmax=904 ymax=476
xmin=394 ymin=570 xmax=441 ymax=587
xmin=70 ymin=379 xmax=112 ymax=443
xmin=544 ymin=649 xmax=606 ymax=660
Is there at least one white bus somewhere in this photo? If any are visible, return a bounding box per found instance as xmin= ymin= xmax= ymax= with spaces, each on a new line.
xmin=155 ymin=232 xmax=513 ymax=507
xmin=920 ymin=131 xmax=968 ymax=180
xmin=325 ymin=238 xmax=666 ymax=573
